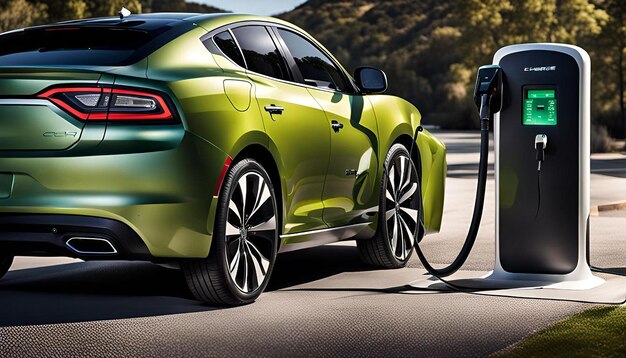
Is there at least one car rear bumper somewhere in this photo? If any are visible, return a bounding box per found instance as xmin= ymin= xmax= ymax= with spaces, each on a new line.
xmin=0 ymin=129 xmax=228 ymax=259
xmin=0 ymin=214 xmax=152 ymax=260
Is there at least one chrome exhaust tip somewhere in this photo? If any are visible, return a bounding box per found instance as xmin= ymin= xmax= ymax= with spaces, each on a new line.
xmin=66 ymin=237 xmax=118 ymax=255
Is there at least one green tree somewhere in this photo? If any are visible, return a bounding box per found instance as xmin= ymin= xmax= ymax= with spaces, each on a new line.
xmin=66 ymin=0 xmax=87 ymax=19
xmin=591 ymin=0 xmax=626 ymax=137
xmin=455 ymin=0 xmax=608 ymax=128
xmin=0 ymin=0 xmax=47 ymax=31
xmin=36 ymin=0 xmax=85 ymax=22
xmin=88 ymin=0 xmax=142 ymax=17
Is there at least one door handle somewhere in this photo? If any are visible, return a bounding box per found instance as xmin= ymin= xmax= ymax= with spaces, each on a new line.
xmin=331 ymin=120 xmax=344 ymax=132
xmin=264 ymin=104 xmax=284 ymax=115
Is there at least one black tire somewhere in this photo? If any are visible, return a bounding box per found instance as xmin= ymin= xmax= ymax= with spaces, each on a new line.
xmin=0 ymin=255 xmax=13 ymax=280
xmin=358 ymin=143 xmax=423 ymax=268
xmin=182 ymin=159 xmax=279 ymax=305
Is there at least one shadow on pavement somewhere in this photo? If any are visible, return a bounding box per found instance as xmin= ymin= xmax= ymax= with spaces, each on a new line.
xmin=591 ymin=157 xmax=626 ymax=178
xmin=0 ymin=244 xmax=372 ymax=327
xmin=268 ymin=244 xmax=375 ymax=291
xmin=593 ymin=266 xmax=626 ymax=277
xmin=0 ymin=261 xmax=214 ymax=327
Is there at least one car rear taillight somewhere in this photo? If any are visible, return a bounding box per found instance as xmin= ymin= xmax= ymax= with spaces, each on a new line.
xmin=37 ymin=86 xmax=176 ymax=122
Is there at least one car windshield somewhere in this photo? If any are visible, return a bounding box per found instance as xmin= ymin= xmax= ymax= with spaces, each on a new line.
xmin=0 ymin=26 xmax=170 ymax=66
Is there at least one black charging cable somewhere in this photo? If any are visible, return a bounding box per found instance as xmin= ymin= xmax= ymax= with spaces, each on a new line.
xmin=407 ymin=65 xmax=501 ymax=290
xmin=411 ymin=93 xmax=491 ymax=280
xmin=407 ymin=105 xmax=508 ymax=293
xmin=407 ymin=125 xmax=476 ymax=292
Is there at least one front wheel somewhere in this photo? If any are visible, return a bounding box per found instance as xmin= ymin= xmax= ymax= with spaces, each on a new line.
xmin=0 ymin=255 xmax=13 ymax=280
xmin=358 ymin=144 xmax=422 ymax=268
xmin=183 ymin=159 xmax=279 ymax=305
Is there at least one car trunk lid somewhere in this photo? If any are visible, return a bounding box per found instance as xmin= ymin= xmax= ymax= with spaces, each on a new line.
xmin=0 ymin=68 xmax=102 ymax=151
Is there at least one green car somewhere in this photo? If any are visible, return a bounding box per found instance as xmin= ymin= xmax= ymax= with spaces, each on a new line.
xmin=0 ymin=13 xmax=446 ymax=305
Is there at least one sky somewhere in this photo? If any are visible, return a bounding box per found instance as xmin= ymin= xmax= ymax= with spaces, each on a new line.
xmin=197 ymin=0 xmax=308 ymax=16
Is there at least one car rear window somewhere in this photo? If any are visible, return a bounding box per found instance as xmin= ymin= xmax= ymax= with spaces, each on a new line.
xmin=0 ymin=26 xmax=174 ymax=66
xmin=213 ymin=30 xmax=246 ymax=68
xmin=231 ymin=26 xmax=291 ymax=81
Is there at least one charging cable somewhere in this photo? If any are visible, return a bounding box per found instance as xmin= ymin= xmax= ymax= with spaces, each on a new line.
xmin=412 ymin=93 xmax=492 ymax=279
xmin=535 ymin=134 xmax=547 ymax=219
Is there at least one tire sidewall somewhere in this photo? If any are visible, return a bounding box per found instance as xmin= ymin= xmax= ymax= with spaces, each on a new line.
xmin=214 ymin=159 xmax=279 ymax=302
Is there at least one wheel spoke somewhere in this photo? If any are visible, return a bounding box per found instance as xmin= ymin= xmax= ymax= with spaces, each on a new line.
xmin=398 ymin=157 xmax=405 ymax=188
xmin=241 ymin=246 xmax=249 ymax=292
xmin=399 ymin=214 xmax=415 ymax=247
xmin=248 ymin=176 xmax=271 ymax=222
xmin=399 ymin=157 xmax=412 ymax=193
xmin=238 ymin=175 xmax=248 ymax=222
xmin=398 ymin=182 xmax=418 ymax=204
xmin=400 ymin=207 xmax=419 ymax=225
xmin=228 ymin=199 xmax=242 ymax=226
xmin=246 ymin=241 xmax=269 ymax=286
xmin=247 ymin=199 xmax=274 ymax=228
xmin=385 ymin=208 xmax=396 ymax=221
xmin=229 ymin=245 xmax=241 ymax=274
xmin=249 ymin=215 xmax=276 ymax=232
xmin=398 ymin=214 xmax=405 ymax=260
xmin=390 ymin=214 xmax=398 ymax=254
xmin=225 ymin=221 xmax=240 ymax=236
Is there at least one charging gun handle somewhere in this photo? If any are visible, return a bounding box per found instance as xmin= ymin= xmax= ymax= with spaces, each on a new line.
xmin=479 ymin=94 xmax=491 ymax=130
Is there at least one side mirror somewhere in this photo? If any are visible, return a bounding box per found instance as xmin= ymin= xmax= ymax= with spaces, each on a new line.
xmin=354 ymin=66 xmax=387 ymax=94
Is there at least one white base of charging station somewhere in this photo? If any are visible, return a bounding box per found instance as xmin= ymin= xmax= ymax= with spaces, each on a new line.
xmin=407 ymin=269 xmax=626 ymax=305
xmin=484 ymin=267 xmax=605 ymax=290
xmin=409 ymin=272 xmax=605 ymax=292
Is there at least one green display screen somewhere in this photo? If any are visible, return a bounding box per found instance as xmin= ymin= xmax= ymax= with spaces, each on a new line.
xmin=523 ymin=88 xmax=557 ymax=126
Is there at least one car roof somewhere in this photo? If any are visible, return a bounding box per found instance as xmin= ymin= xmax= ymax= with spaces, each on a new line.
xmin=33 ymin=13 xmax=298 ymax=32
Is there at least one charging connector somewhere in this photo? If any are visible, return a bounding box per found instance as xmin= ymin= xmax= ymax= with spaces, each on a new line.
xmin=535 ymin=134 xmax=547 ymax=171
xmin=534 ymin=134 xmax=547 ymax=219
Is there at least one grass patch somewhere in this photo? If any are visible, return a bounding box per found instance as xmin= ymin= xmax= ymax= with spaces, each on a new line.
xmin=502 ymin=306 xmax=626 ymax=357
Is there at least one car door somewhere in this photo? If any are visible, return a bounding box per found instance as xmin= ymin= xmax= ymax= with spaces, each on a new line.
xmin=274 ymin=28 xmax=379 ymax=228
xmin=229 ymin=25 xmax=331 ymax=234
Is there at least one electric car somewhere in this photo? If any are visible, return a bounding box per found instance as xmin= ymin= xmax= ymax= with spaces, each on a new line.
xmin=0 ymin=13 xmax=446 ymax=305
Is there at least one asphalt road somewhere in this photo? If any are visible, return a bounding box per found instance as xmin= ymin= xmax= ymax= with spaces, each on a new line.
xmin=0 ymin=130 xmax=624 ymax=357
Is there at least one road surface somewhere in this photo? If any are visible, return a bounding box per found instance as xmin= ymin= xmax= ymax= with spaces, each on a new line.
xmin=0 ymin=130 xmax=624 ymax=357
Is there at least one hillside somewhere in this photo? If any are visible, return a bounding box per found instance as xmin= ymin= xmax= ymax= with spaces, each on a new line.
xmin=146 ymin=0 xmax=225 ymax=13
xmin=280 ymin=0 xmax=463 ymax=125
xmin=279 ymin=0 xmax=624 ymax=139
xmin=1 ymin=0 xmax=622 ymax=140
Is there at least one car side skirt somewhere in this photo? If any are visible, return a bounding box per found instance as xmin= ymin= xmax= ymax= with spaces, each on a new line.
xmin=278 ymin=222 xmax=375 ymax=253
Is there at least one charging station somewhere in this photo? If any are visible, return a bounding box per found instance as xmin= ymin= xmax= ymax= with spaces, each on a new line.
xmin=488 ymin=44 xmax=603 ymax=288
xmin=411 ymin=43 xmax=614 ymax=295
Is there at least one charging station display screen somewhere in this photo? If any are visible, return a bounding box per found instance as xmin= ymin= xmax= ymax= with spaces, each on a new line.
xmin=523 ymin=88 xmax=557 ymax=125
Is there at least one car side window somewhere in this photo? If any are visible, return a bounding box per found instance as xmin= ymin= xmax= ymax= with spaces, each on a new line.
xmin=231 ymin=26 xmax=291 ymax=81
xmin=213 ymin=30 xmax=246 ymax=68
xmin=277 ymin=28 xmax=349 ymax=92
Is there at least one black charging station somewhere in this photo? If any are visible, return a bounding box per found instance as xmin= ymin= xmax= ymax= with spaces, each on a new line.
xmin=488 ymin=44 xmax=602 ymax=288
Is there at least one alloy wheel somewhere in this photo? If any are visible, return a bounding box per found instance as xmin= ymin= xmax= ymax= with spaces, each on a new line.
xmin=384 ymin=154 xmax=420 ymax=261
xmin=225 ymin=172 xmax=276 ymax=293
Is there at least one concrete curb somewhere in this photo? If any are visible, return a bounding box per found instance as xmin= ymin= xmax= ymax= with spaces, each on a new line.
xmin=590 ymin=201 xmax=626 ymax=216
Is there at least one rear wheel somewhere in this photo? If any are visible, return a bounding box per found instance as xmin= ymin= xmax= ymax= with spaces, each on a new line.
xmin=358 ymin=144 xmax=422 ymax=268
xmin=183 ymin=159 xmax=278 ymax=305
xmin=0 ymin=255 xmax=13 ymax=280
